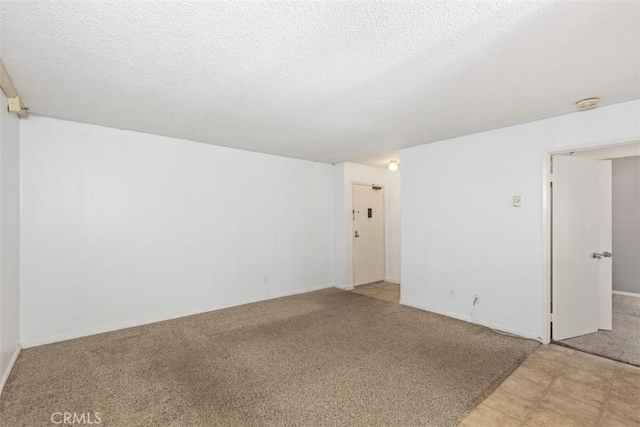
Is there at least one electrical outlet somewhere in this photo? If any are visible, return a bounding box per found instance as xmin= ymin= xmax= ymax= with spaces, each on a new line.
xmin=513 ymin=195 xmax=522 ymax=207
xmin=449 ymin=289 xmax=455 ymax=299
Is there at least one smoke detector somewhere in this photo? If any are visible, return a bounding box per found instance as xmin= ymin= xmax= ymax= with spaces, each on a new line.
xmin=576 ymin=97 xmax=600 ymax=111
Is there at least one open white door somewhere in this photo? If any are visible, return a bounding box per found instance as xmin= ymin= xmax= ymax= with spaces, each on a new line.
xmin=353 ymin=184 xmax=385 ymax=286
xmin=552 ymin=155 xmax=612 ymax=340
xmin=597 ymin=162 xmax=612 ymax=331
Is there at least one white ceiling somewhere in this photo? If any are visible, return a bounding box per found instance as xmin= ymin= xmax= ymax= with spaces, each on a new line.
xmin=1 ymin=1 xmax=639 ymax=167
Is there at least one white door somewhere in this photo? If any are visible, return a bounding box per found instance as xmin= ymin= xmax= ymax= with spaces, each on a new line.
xmin=353 ymin=184 xmax=385 ymax=286
xmin=597 ymin=162 xmax=612 ymax=331
xmin=552 ymin=155 xmax=612 ymax=340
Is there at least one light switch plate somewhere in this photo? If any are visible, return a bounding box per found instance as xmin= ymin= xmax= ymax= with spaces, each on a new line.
xmin=513 ymin=195 xmax=522 ymax=207
xmin=7 ymin=96 xmax=21 ymax=113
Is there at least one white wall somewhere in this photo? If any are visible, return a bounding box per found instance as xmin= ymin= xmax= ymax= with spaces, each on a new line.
xmin=333 ymin=162 xmax=400 ymax=288
xmin=20 ymin=116 xmax=335 ymax=346
xmin=612 ymin=156 xmax=640 ymax=294
xmin=385 ymin=171 xmax=401 ymax=284
xmin=333 ymin=163 xmax=348 ymax=287
xmin=401 ymin=100 xmax=640 ymax=339
xmin=0 ymin=91 xmax=21 ymax=390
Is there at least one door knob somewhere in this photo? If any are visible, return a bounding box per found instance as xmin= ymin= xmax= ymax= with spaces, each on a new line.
xmin=592 ymin=251 xmax=612 ymax=259
xmin=355 ymin=231 xmax=359 ymax=238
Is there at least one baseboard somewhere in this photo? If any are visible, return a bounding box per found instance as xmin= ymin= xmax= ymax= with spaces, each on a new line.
xmin=333 ymin=284 xmax=355 ymax=291
xmin=399 ymin=300 xmax=540 ymax=341
xmin=385 ymin=278 xmax=401 ymax=285
xmin=0 ymin=344 xmax=22 ymax=397
xmin=22 ymin=284 xmax=335 ymax=348
xmin=613 ymin=290 xmax=640 ymax=298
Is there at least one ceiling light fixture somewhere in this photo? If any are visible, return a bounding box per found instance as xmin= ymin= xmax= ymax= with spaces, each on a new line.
xmin=388 ymin=160 xmax=399 ymax=172
xmin=575 ymin=97 xmax=600 ymax=111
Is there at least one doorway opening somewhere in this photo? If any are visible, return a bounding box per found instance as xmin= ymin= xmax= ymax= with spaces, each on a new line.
xmin=351 ymin=183 xmax=399 ymax=303
xmin=548 ymin=142 xmax=639 ymax=365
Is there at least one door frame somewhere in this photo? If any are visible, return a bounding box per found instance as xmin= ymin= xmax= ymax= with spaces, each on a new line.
xmin=351 ymin=181 xmax=386 ymax=287
xmin=541 ymin=137 xmax=638 ymax=344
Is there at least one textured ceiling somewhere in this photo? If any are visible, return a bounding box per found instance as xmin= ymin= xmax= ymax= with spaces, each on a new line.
xmin=1 ymin=1 xmax=639 ymax=167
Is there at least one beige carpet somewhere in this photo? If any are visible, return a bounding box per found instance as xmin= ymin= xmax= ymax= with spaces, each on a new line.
xmin=558 ymin=294 xmax=640 ymax=366
xmin=0 ymin=289 xmax=538 ymax=426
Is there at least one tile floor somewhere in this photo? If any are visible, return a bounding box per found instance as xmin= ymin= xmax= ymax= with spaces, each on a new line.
xmin=351 ymin=281 xmax=400 ymax=303
xmin=460 ymin=344 xmax=640 ymax=427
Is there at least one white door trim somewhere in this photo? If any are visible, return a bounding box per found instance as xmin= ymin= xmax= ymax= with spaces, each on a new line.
xmin=541 ymin=137 xmax=639 ymax=344
xmin=351 ymin=181 xmax=386 ymax=287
